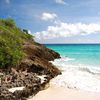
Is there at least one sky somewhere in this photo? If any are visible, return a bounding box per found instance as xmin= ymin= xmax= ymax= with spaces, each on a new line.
xmin=0 ymin=0 xmax=100 ymax=43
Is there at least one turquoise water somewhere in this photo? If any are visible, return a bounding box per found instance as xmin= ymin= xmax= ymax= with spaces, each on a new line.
xmin=45 ymin=44 xmax=100 ymax=92
xmin=45 ymin=44 xmax=100 ymax=67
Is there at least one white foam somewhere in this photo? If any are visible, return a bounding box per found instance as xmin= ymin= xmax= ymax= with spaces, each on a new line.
xmin=8 ymin=87 xmax=25 ymax=93
xmin=37 ymin=75 xmax=47 ymax=84
xmin=54 ymin=56 xmax=75 ymax=62
xmin=50 ymin=57 xmax=100 ymax=92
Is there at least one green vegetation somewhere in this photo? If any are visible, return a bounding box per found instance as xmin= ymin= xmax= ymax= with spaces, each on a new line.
xmin=0 ymin=18 xmax=33 ymax=68
xmin=1 ymin=18 xmax=16 ymax=27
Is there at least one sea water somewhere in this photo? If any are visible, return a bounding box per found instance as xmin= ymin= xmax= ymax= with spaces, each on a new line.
xmin=45 ymin=44 xmax=100 ymax=92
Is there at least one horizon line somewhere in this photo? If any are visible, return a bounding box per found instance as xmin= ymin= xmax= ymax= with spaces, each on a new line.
xmin=43 ymin=43 xmax=100 ymax=45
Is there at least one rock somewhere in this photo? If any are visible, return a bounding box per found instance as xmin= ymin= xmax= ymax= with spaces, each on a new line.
xmin=23 ymin=42 xmax=60 ymax=61
xmin=0 ymin=72 xmax=3 ymax=76
xmin=0 ymin=41 xmax=61 ymax=99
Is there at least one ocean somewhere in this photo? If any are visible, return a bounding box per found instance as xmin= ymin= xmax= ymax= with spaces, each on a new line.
xmin=45 ymin=44 xmax=100 ymax=92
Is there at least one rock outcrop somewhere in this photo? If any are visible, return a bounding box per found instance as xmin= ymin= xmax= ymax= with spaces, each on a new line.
xmin=22 ymin=41 xmax=61 ymax=76
xmin=0 ymin=40 xmax=61 ymax=100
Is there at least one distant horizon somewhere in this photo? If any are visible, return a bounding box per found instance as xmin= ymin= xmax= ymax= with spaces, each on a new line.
xmin=43 ymin=43 xmax=100 ymax=45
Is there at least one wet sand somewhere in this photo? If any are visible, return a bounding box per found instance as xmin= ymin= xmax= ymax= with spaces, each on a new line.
xmin=28 ymin=84 xmax=100 ymax=100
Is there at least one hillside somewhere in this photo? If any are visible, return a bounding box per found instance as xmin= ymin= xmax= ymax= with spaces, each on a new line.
xmin=0 ymin=18 xmax=33 ymax=68
xmin=0 ymin=18 xmax=61 ymax=100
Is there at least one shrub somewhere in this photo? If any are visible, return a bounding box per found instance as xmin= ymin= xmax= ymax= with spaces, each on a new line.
xmin=0 ymin=34 xmax=24 ymax=68
xmin=1 ymin=18 xmax=16 ymax=27
xmin=0 ymin=18 xmax=34 ymax=68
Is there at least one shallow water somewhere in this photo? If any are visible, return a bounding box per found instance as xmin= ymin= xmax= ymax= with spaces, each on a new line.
xmin=46 ymin=44 xmax=100 ymax=92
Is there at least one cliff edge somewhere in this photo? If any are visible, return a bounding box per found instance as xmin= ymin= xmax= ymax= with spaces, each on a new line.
xmin=0 ymin=18 xmax=61 ymax=100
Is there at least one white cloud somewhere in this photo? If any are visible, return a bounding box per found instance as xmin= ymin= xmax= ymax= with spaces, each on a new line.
xmin=41 ymin=12 xmax=57 ymax=21
xmin=34 ymin=22 xmax=100 ymax=40
xmin=5 ymin=0 xmax=10 ymax=4
xmin=55 ymin=0 xmax=67 ymax=5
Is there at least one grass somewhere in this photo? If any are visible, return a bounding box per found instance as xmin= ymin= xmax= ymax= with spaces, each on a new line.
xmin=0 ymin=18 xmax=33 ymax=68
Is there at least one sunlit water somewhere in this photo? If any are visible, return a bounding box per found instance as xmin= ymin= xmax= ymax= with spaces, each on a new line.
xmin=45 ymin=44 xmax=100 ymax=92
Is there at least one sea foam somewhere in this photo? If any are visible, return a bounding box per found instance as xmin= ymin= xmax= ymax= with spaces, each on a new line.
xmin=51 ymin=57 xmax=100 ymax=92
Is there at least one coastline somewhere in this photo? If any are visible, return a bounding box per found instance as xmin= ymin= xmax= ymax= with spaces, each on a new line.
xmin=0 ymin=19 xmax=61 ymax=100
xmin=28 ymin=84 xmax=100 ymax=100
xmin=1 ymin=18 xmax=100 ymax=100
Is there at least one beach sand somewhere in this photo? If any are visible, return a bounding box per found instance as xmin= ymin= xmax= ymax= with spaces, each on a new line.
xmin=28 ymin=85 xmax=100 ymax=100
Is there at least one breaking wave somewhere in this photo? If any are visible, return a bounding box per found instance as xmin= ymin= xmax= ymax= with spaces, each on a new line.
xmin=51 ymin=57 xmax=100 ymax=92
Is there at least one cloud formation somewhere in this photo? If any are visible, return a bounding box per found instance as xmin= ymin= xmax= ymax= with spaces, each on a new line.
xmin=5 ymin=0 xmax=10 ymax=4
xmin=55 ymin=0 xmax=67 ymax=5
xmin=34 ymin=22 xmax=100 ymax=40
xmin=41 ymin=12 xmax=57 ymax=21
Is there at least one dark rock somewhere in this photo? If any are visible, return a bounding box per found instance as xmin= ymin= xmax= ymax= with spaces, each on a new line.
xmin=0 ymin=41 xmax=61 ymax=99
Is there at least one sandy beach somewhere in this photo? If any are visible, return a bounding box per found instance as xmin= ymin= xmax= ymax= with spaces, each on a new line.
xmin=28 ymin=84 xmax=100 ymax=100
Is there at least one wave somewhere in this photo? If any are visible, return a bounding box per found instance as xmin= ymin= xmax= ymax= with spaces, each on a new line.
xmin=56 ymin=56 xmax=75 ymax=61
xmin=50 ymin=57 xmax=100 ymax=92
xmin=78 ymin=67 xmax=100 ymax=75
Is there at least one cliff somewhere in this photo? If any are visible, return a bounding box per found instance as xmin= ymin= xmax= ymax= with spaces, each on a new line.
xmin=22 ymin=41 xmax=61 ymax=76
xmin=0 ymin=18 xmax=61 ymax=99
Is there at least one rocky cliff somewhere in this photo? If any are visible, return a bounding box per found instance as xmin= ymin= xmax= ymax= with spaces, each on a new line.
xmin=0 ymin=18 xmax=61 ymax=100
xmin=0 ymin=40 xmax=61 ymax=100
xmin=22 ymin=41 xmax=61 ymax=76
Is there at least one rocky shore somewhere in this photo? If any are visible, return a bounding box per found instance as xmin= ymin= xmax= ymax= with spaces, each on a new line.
xmin=0 ymin=41 xmax=61 ymax=100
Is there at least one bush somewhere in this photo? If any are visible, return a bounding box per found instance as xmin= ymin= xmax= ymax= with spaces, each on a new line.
xmin=1 ymin=18 xmax=16 ymax=27
xmin=0 ymin=18 xmax=34 ymax=68
xmin=0 ymin=34 xmax=24 ymax=68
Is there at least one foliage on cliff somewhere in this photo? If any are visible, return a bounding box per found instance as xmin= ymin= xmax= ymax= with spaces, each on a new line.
xmin=0 ymin=18 xmax=33 ymax=68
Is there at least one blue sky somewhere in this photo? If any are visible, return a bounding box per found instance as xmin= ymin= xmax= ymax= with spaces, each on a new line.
xmin=0 ymin=0 xmax=100 ymax=43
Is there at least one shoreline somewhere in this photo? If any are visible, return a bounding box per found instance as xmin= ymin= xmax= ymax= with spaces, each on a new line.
xmin=28 ymin=84 xmax=100 ymax=100
xmin=0 ymin=19 xmax=61 ymax=99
